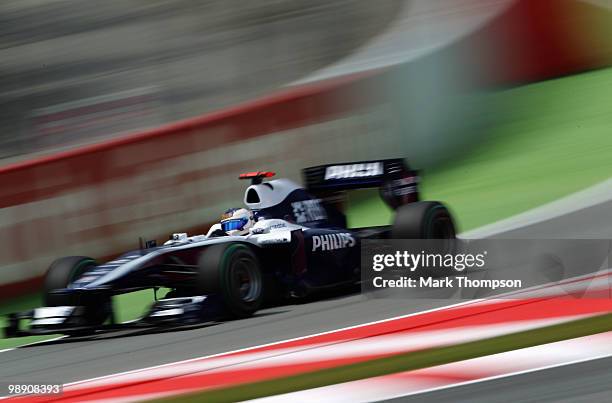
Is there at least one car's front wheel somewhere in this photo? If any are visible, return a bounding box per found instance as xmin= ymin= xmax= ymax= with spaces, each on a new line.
xmin=197 ymin=244 xmax=263 ymax=318
xmin=44 ymin=256 xmax=111 ymax=326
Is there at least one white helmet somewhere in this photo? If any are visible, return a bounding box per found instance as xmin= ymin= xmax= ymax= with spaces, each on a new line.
xmin=220 ymin=207 xmax=254 ymax=236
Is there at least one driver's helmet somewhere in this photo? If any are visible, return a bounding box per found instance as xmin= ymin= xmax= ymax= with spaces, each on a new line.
xmin=220 ymin=207 xmax=254 ymax=236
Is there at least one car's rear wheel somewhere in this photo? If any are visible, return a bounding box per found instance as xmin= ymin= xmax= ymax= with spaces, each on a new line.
xmin=391 ymin=201 xmax=456 ymax=239
xmin=44 ymin=256 xmax=111 ymax=326
xmin=197 ymin=244 xmax=263 ymax=318
xmin=391 ymin=202 xmax=457 ymax=279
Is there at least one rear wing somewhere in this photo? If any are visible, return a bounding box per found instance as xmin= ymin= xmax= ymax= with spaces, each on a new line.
xmin=302 ymin=159 xmax=419 ymax=209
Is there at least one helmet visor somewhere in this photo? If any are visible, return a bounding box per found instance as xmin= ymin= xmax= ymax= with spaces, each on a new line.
xmin=221 ymin=217 xmax=248 ymax=232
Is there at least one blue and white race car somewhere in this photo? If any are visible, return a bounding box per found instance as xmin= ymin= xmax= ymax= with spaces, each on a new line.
xmin=4 ymin=159 xmax=456 ymax=337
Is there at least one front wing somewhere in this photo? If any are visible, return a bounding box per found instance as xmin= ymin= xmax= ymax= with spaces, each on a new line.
xmin=3 ymin=295 xmax=223 ymax=338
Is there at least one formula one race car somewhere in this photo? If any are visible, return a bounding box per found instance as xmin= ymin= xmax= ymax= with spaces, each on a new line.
xmin=4 ymin=159 xmax=455 ymax=337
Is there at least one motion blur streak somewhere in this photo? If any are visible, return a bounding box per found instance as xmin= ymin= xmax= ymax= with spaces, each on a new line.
xmin=251 ymin=332 xmax=612 ymax=403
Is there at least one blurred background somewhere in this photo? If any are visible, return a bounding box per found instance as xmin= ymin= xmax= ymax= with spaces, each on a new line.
xmin=0 ymin=0 xmax=612 ymax=340
xmin=0 ymin=0 xmax=402 ymax=158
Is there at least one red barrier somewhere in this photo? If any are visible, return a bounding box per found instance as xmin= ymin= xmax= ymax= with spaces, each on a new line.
xmin=0 ymin=71 xmax=382 ymax=210
xmin=466 ymin=0 xmax=612 ymax=86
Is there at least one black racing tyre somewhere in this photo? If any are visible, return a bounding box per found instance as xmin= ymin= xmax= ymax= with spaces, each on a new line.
xmin=391 ymin=201 xmax=456 ymax=239
xmin=44 ymin=256 xmax=96 ymax=306
xmin=197 ymin=243 xmax=263 ymax=318
xmin=43 ymin=256 xmax=111 ymax=325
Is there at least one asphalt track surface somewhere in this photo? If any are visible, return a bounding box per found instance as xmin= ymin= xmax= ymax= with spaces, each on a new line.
xmin=487 ymin=199 xmax=612 ymax=239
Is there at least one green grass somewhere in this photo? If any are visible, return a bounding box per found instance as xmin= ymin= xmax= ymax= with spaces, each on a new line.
xmin=156 ymin=312 xmax=612 ymax=403
xmin=347 ymin=67 xmax=612 ymax=231
xmin=113 ymin=288 xmax=169 ymax=323
xmin=0 ymin=293 xmax=56 ymax=349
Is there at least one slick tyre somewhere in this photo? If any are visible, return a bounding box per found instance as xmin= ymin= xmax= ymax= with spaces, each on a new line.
xmin=391 ymin=201 xmax=456 ymax=239
xmin=391 ymin=201 xmax=457 ymax=279
xmin=198 ymin=244 xmax=263 ymax=318
xmin=44 ymin=256 xmax=96 ymax=306
xmin=44 ymin=256 xmax=111 ymax=326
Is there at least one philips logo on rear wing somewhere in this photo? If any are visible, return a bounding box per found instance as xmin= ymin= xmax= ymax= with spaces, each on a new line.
xmin=324 ymin=162 xmax=383 ymax=180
